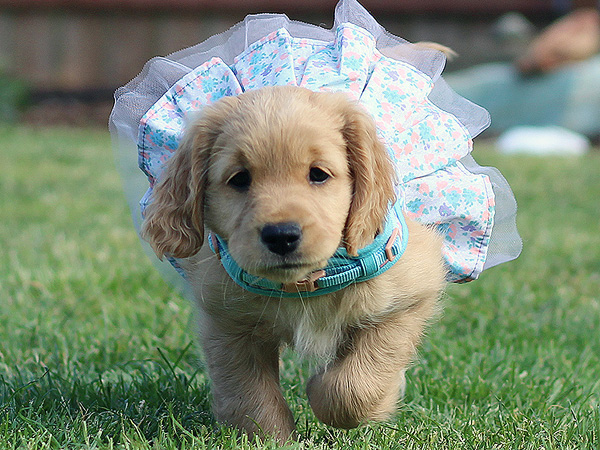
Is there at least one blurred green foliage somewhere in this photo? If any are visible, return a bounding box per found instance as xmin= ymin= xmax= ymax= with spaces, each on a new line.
xmin=0 ymin=73 xmax=30 ymax=122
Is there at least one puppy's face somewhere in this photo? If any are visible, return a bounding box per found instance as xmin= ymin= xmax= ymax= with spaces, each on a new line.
xmin=204 ymin=90 xmax=352 ymax=282
xmin=143 ymin=86 xmax=395 ymax=284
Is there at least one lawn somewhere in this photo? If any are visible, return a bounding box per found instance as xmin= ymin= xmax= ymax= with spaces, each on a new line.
xmin=1 ymin=125 xmax=598 ymax=449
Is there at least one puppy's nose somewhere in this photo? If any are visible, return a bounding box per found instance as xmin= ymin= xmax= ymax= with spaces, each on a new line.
xmin=260 ymin=222 xmax=302 ymax=256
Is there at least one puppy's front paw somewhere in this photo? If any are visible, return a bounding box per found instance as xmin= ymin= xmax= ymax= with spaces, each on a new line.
xmin=306 ymin=368 xmax=404 ymax=429
xmin=307 ymin=370 xmax=361 ymax=429
xmin=213 ymin=395 xmax=297 ymax=443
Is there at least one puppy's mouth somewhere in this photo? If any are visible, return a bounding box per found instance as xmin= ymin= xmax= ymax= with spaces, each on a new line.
xmin=252 ymin=259 xmax=327 ymax=284
xmin=274 ymin=262 xmax=311 ymax=270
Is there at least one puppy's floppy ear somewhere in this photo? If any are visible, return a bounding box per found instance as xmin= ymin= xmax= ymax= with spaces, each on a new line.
xmin=340 ymin=101 xmax=396 ymax=256
xmin=141 ymin=96 xmax=239 ymax=259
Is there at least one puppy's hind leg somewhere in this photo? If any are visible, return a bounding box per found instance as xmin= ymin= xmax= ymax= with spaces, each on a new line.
xmin=200 ymin=319 xmax=296 ymax=443
xmin=306 ymin=300 xmax=434 ymax=429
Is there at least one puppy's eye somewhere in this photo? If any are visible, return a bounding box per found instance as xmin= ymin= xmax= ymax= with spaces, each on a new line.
xmin=227 ymin=170 xmax=251 ymax=191
xmin=309 ymin=167 xmax=331 ymax=184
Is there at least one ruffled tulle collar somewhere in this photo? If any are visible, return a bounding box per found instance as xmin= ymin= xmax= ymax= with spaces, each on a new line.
xmin=110 ymin=0 xmax=522 ymax=289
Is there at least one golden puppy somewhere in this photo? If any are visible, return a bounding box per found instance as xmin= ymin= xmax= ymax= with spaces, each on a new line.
xmin=142 ymin=86 xmax=445 ymax=442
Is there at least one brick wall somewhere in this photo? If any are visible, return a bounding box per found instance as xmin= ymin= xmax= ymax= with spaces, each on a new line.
xmin=0 ymin=1 xmax=554 ymax=94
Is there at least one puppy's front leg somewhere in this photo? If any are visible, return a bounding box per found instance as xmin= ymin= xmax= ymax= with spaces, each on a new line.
xmin=200 ymin=319 xmax=295 ymax=442
xmin=306 ymin=302 xmax=432 ymax=429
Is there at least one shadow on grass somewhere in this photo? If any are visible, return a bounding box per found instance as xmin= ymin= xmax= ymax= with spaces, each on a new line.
xmin=0 ymin=344 xmax=215 ymax=447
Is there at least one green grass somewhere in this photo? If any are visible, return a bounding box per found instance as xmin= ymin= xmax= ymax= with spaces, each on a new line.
xmin=1 ymin=125 xmax=599 ymax=449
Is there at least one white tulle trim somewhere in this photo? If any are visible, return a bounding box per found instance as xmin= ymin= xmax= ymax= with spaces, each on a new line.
xmin=110 ymin=0 xmax=521 ymax=285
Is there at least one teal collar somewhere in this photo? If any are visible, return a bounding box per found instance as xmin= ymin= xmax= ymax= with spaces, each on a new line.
xmin=208 ymin=203 xmax=408 ymax=298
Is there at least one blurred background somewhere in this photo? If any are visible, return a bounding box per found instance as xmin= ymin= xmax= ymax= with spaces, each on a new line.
xmin=1 ymin=0 xmax=598 ymax=145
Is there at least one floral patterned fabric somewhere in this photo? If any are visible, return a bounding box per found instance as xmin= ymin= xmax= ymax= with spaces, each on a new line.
xmin=138 ymin=22 xmax=499 ymax=282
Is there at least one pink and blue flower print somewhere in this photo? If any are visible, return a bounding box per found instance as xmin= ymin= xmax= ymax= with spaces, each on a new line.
xmin=134 ymin=19 xmax=516 ymax=283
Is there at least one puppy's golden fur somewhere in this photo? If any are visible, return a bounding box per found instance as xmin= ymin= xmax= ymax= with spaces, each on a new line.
xmin=142 ymin=86 xmax=446 ymax=442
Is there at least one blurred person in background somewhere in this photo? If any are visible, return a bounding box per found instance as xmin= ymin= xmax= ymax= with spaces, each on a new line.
xmin=446 ymin=0 xmax=600 ymax=141
xmin=517 ymin=0 xmax=599 ymax=74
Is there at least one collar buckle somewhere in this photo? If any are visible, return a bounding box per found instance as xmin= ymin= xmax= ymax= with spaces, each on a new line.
xmin=384 ymin=227 xmax=401 ymax=263
xmin=281 ymin=269 xmax=326 ymax=293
